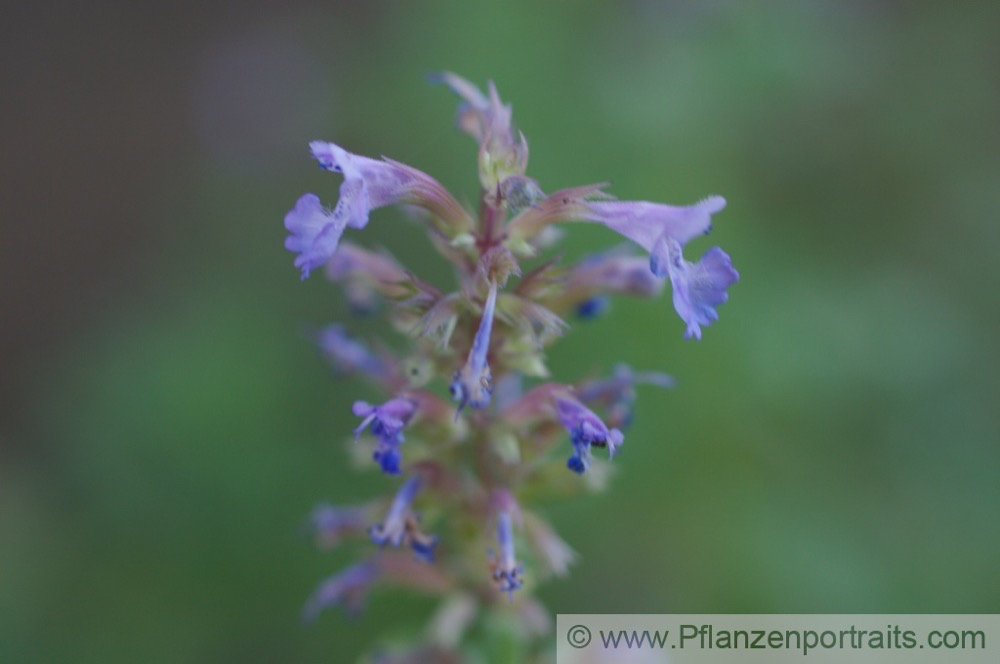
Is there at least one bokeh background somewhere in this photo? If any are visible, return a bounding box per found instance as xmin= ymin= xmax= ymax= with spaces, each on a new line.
xmin=3 ymin=1 xmax=999 ymax=661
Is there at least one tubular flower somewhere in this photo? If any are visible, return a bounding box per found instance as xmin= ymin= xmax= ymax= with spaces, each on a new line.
xmin=568 ymin=251 xmax=665 ymax=298
xmin=490 ymin=511 xmax=524 ymax=599
xmin=353 ymin=397 xmax=418 ymax=474
xmin=287 ymin=74 xmax=740 ymax=658
xmin=555 ymin=396 xmax=625 ymax=474
xmin=324 ymin=242 xmax=411 ymax=313
xmin=522 ymin=510 xmax=577 ymax=579
xmin=284 ymin=142 xmax=471 ymax=279
xmin=581 ymin=196 xmax=727 ymax=277
xmin=306 ymin=502 xmax=371 ymax=550
xmin=557 ymin=248 xmax=667 ymax=320
xmin=369 ymin=475 xmax=438 ymax=562
xmin=506 ymin=190 xmax=737 ymax=337
xmin=449 ymin=280 xmax=498 ymax=413
xmin=577 ymin=364 xmax=675 ymax=430
xmin=316 ymin=324 xmax=386 ymax=376
xmin=301 ymin=561 xmax=378 ymax=622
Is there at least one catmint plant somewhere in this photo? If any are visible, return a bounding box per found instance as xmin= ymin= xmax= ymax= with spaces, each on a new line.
xmin=286 ymin=73 xmax=738 ymax=662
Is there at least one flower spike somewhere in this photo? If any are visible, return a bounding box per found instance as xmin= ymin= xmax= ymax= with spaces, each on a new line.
xmin=287 ymin=74 xmax=740 ymax=640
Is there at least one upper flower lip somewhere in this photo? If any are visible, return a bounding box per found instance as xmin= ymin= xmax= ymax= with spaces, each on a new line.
xmin=505 ymin=187 xmax=726 ymax=274
xmin=587 ymin=196 xmax=726 ymax=250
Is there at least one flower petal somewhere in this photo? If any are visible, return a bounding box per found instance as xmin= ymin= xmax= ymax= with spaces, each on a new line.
xmin=301 ymin=561 xmax=378 ymax=622
xmin=284 ymin=193 xmax=346 ymax=280
xmin=665 ymin=239 xmax=740 ymax=340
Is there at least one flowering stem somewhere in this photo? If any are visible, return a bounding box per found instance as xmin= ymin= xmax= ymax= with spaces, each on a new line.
xmin=287 ymin=72 xmax=738 ymax=662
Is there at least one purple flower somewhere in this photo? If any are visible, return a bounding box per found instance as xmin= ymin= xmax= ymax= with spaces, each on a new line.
xmin=577 ymin=364 xmax=675 ymax=430
xmin=490 ymin=511 xmax=523 ymax=598
xmin=505 ymin=186 xmax=725 ymax=267
xmin=450 ymin=281 xmax=498 ymax=413
xmin=555 ymin=397 xmax=624 ymax=474
xmin=662 ymin=237 xmax=740 ymax=340
xmin=308 ymin=141 xmax=416 ymax=227
xmin=301 ymin=560 xmax=378 ymax=622
xmin=569 ymin=251 xmax=665 ymax=299
xmin=522 ymin=511 xmax=576 ymax=579
xmin=581 ymin=196 xmax=727 ymax=278
xmin=285 ymin=142 xmax=470 ymax=279
xmin=284 ymin=193 xmax=349 ymax=280
xmin=353 ymin=398 xmax=416 ymax=441
xmin=508 ymin=189 xmax=737 ymax=338
xmin=575 ymin=296 xmax=609 ymax=320
xmin=577 ymin=365 xmax=676 ymax=402
xmin=353 ymin=397 xmax=418 ymax=474
xmin=324 ymin=243 xmax=411 ymax=313
xmin=563 ymin=249 xmax=667 ymax=320
xmin=370 ymin=476 xmax=438 ymax=562
xmin=305 ymin=503 xmax=370 ymax=550
xmin=317 ymin=324 xmax=385 ymax=376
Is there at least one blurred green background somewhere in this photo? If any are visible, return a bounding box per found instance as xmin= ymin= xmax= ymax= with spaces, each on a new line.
xmin=3 ymin=1 xmax=999 ymax=662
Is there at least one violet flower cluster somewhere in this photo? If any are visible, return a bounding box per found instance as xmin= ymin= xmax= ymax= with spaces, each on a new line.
xmin=287 ymin=73 xmax=738 ymax=661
